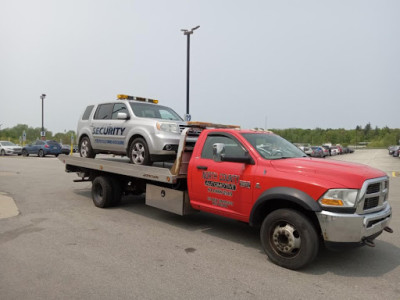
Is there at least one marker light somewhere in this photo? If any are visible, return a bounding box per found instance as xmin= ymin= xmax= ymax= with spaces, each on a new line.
xmin=117 ymin=94 xmax=158 ymax=104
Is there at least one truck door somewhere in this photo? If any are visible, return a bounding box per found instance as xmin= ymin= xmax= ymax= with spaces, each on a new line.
xmin=189 ymin=133 xmax=255 ymax=222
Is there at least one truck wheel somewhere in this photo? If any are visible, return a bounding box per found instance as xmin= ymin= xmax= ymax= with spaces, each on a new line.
xmin=129 ymin=138 xmax=151 ymax=165
xmin=80 ymin=136 xmax=96 ymax=158
xmin=38 ymin=149 xmax=45 ymax=157
xmin=92 ymin=176 xmax=114 ymax=208
xmin=260 ymin=208 xmax=319 ymax=270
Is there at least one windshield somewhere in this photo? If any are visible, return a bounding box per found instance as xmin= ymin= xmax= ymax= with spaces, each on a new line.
xmin=241 ymin=133 xmax=307 ymax=160
xmin=130 ymin=102 xmax=183 ymax=121
xmin=1 ymin=141 xmax=16 ymax=146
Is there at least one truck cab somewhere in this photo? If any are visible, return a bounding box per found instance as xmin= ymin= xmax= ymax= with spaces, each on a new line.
xmin=187 ymin=129 xmax=392 ymax=269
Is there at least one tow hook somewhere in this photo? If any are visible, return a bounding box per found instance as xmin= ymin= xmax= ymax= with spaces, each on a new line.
xmin=362 ymin=238 xmax=375 ymax=247
xmin=384 ymin=226 xmax=394 ymax=233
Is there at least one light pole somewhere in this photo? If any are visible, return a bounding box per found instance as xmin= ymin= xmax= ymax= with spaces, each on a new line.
xmin=181 ymin=25 xmax=200 ymax=121
xmin=40 ymin=94 xmax=46 ymax=140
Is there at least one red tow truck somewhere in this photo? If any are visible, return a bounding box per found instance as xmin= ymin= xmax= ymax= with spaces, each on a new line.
xmin=60 ymin=123 xmax=393 ymax=269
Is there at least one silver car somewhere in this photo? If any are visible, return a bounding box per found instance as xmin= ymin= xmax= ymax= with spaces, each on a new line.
xmin=77 ymin=95 xmax=186 ymax=165
xmin=0 ymin=141 xmax=22 ymax=156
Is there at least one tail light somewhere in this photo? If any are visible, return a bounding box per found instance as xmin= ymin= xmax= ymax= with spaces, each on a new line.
xmin=45 ymin=144 xmax=49 ymax=148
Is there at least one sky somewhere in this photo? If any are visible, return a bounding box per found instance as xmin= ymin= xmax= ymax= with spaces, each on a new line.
xmin=0 ymin=0 xmax=399 ymax=134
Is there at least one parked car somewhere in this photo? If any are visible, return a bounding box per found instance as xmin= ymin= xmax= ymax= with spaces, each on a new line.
xmin=303 ymin=146 xmax=313 ymax=156
xmin=310 ymin=146 xmax=324 ymax=158
xmin=330 ymin=146 xmax=339 ymax=155
xmin=336 ymin=145 xmax=343 ymax=154
xmin=320 ymin=146 xmax=329 ymax=157
xmin=60 ymin=144 xmax=71 ymax=155
xmin=393 ymin=146 xmax=400 ymax=157
xmin=0 ymin=141 xmax=22 ymax=156
xmin=77 ymin=94 xmax=190 ymax=165
xmin=388 ymin=145 xmax=396 ymax=155
xmin=22 ymin=140 xmax=62 ymax=157
xmin=321 ymin=145 xmax=331 ymax=156
xmin=343 ymin=147 xmax=354 ymax=154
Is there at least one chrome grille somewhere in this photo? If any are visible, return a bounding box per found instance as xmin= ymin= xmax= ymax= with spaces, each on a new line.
xmin=357 ymin=177 xmax=389 ymax=214
xmin=363 ymin=196 xmax=379 ymax=210
xmin=366 ymin=183 xmax=380 ymax=194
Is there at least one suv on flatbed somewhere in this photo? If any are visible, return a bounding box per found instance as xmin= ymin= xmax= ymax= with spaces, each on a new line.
xmin=77 ymin=94 xmax=186 ymax=165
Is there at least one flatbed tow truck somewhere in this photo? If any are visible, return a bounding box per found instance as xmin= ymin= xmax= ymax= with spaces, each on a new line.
xmin=59 ymin=122 xmax=393 ymax=269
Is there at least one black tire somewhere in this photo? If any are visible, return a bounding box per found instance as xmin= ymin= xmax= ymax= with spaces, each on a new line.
xmin=0 ymin=149 xmax=5 ymax=156
xmin=38 ymin=149 xmax=45 ymax=157
xmin=55 ymin=154 xmax=59 ymax=157
xmin=79 ymin=136 xmax=96 ymax=158
xmin=129 ymin=137 xmax=151 ymax=165
xmin=91 ymin=176 xmax=114 ymax=208
xmin=260 ymin=208 xmax=319 ymax=270
xmin=22 ymin=149 xmax=29 ymax=157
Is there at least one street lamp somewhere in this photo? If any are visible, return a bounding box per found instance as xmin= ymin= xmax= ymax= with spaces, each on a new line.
xmin=181 ymin=25 xmax=200 ymax=121
xmin=40 ymin=94 xmax=46 ymax=140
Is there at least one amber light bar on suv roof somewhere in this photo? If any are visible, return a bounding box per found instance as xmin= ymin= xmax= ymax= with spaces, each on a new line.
xmin=117 ymin=94 xmax=159 ymax=104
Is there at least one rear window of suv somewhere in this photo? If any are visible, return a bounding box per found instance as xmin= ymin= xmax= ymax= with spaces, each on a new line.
xmin=94 ymin=104 xmax=113 ymax=120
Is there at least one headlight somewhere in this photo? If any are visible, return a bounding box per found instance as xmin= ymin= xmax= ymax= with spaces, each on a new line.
xmin=156 ymin=122 xmax=179 ymax=133
xmin=319 ymin=189 xmax=359 ymax=208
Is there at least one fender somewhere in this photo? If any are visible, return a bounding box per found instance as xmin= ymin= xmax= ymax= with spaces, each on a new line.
xmin=249 ymin=187 xmax=322 ymax=227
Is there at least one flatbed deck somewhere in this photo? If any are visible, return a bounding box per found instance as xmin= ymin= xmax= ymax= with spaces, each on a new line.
xmin=58 ymin=155 xmax=180 ymax=184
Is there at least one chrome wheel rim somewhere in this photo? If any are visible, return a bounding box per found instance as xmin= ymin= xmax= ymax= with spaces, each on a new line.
xmin=131 ymin=142 xmax=145 ymax=164
xmin=80 ymin=140 xmax=89 ymax=157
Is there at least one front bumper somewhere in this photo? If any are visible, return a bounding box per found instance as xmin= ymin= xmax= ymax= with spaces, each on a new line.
xmin=2 ymin=148 xmax=22 ymax=155
xmin=316 ymin=202 xmax=392 ymax=243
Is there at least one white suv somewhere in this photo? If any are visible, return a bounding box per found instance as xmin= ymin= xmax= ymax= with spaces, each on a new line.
xmin=77 ymin=95 xmax=186 ymax=165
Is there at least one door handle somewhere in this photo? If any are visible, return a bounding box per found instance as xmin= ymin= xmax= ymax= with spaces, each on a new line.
xmin=197 ymin=165 xmax=208 ymax=170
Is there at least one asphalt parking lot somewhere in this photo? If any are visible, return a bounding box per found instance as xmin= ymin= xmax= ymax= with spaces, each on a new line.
xmin=0 ymin=150 xmax=399 ymax=299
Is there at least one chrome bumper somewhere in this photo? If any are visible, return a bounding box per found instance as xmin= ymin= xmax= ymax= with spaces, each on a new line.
xmin=316 ymin=203 xmax=392 ymax=243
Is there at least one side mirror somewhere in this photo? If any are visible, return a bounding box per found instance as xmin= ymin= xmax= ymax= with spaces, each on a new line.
xmin=212 ymin=143 xmax=225 ymax=162
xmin=117 ymin=112 xmax=129 ymax=120
xmin=212 ymin=143 xmax=254 ymax=164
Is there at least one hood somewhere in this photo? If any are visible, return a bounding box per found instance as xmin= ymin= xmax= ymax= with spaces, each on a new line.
xmin=270 ymin=157 xmax=386 ymax=188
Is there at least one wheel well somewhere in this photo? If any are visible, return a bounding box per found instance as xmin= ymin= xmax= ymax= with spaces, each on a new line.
xmin=251 ymin=199 xmax=321 ymax=235
xmin=78 ymin=134 xmax=88 ymax=145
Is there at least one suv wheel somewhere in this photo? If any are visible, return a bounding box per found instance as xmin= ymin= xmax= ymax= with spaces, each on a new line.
xmin=79 ymin=137 xmax=96 ymax=158
xmin=129 ymin=137 xmax=151 ymax=165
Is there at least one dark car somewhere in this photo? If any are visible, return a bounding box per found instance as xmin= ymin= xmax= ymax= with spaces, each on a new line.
xmin=393 ymin=146 xmax=400 ymax=157
xmin=60 ymin=144 xmax=72 ymax=155
xmin=22 ymin=140 xmax=62 ymax=157
xmin=388 ymin=145 xmax=396 ymax=155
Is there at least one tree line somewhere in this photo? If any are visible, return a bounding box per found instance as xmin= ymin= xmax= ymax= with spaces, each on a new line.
xmin=0 ymin=124 xmax=76 ymax=145
xmin=0 ymin=123 xmax=399 ymax=147
xmin=271 ymin=123 xmax=400 ymax=147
